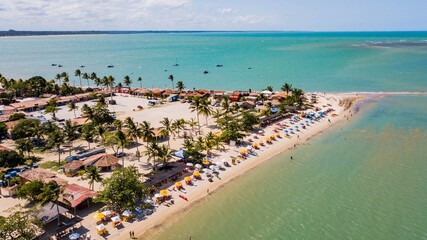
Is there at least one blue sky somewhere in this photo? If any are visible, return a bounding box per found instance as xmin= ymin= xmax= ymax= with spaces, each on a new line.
xmin=0 ymin=0 xmax=426 ymax=31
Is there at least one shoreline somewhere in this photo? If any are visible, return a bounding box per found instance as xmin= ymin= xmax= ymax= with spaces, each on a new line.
xmin=105 ymin=93 xmax=367 ymax=240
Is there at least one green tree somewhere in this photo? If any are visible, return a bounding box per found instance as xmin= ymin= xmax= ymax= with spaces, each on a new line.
xmin=64 ymin=120 xmax=80 ymax=155
xmin=137 ymin=76 xmax=142 ymax=88
xmin=124 ymin=117 xmax=142 ymax=158
xmin=176 ymin=81 xmax=185 ymax=92
xmin=45 ymin=98 xmax=58 ymax=119
xmin=85 ymin=166 xmax=102 ymax=191
xmin=189 ymin=96 xmax=204 ymax=135
xmin=81 ymin=123 xmax=96 ymax=148
xmin=95 ymin=166 xmax=146 ymax=211
xmin=75 ymin=69 xmax=82 ymax=87
xmin=37 ymin=181 xmax=72 ymax=226
xmin=265 ymin=86 xmax=273 ymax=92
xmin=123 ymin=75 xmax=132 ymax=88
xmin=168 ymin=74 xmax=174 ymax=91
xmin=0 ymin=150 xmax=25 ymax=168
xmin=198 ymin=98 xmax=212 ymax=126
xmin=10 ymin=118 xmax=41 ymax=140
xmin=0 ymin=121 xmax=7 ymax=140
xmin=139 ymin=121 xmax=154 ymax=145
xmin=8 ymin=112 xmax=26 ymax=121
xmin=0 ymin=206 xmax=43 ymax=240
xmin=159 ymin=117 xmax=173 ymax=147
xmin=15 ymin=138 xmax=34 ymax=157
xmin=172 ymin=118 xmax=186 ymax=138
xmin=240 ymin=111 xmax=260 ymax=132
xmin=157 ymin=144 xmax=173 ymax=167
xmin=82 ymin=72 xmax=90 ymax=88
xmin=68 ymin=101 xmax=79 ymax=118
xmin=144 ymin=141 xmax=159 ymax=169
xmin=281 ymin=83 xmax=293 ymax=95
xmin=44 ymin=129 xmax=65 ymax=164
xmin=16 ymin=180 xmax=44 ymax=201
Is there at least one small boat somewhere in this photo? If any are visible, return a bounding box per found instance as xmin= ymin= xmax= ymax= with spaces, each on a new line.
xmin=248 ymin=67 xmax=252 ymax=69
xmin=203 ymin=70 xmax=209 ymax=74
xmin=58 ymin=64 xmax=63 ymax=67
xmin=216 ymin=64 xmax=223 ymax=67
xmin=51 ymin=64 xmax=57 ymax=66
xmin=107 ymin=65 xmax=114 ymax=68
xmin=179 ymin=195 xmax=188 ymax=201
xmin=80 ymin=65 xmax=85 ymax=68
xmin=173 ymin=63 xmax=179 ymax=66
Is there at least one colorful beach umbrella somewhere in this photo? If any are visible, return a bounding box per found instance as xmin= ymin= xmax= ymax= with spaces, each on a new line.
xmin=93 ymin=211 xmax=105 ymax=220
xmin=160 ymin=189 xmax=169 ymax=196
xmin=193 ymin=171 xmax=201 ymax=177
xmin=175 ymin=182 xmax=182 ymax=188
xmin=203 ymin=159 xmax=210 ymax=165
xmin=184 ymin=176 xmax=192 ymax=182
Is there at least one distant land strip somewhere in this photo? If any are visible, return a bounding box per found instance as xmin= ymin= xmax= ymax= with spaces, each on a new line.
xmin=0 ymin=30 xmax=239 ymax=37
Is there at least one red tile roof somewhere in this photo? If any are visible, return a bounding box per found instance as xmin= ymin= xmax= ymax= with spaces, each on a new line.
xmin=62 ymin=183 xmax=98 ymax=208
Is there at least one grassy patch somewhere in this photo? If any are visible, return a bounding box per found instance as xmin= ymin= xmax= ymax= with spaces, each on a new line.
xmin=40 ymin=160 xmax=66 ymax=172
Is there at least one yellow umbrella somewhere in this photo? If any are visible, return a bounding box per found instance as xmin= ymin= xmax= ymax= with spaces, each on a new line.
xmin=240 ymin=149 xmax=247 ymax=154
xmin=252 ymin=143 xmax=258 ymax=147
xmin=270 ymin=135 xmax=275 ymax=139
xmin=175 ymin=182 xmax=182 ymax=187
xmin=184 ymin=176 xmax=192 ymax=182
xmin=265 ymin=137 xmax=270 ymax=141
xmin=202 ymin=159 xmax=210 ymax=165
xmin=193 ymin=171 xmax=200 ymax=177
xmin=160 ymin=189 xmax=169 ymax=196
xmin=276 ymin=133 xmax=281 ymax=137
xmin=93 ymin=211 xmax=104 ymax=220
xmin=258 ymin=140 xmax=264 ymax=144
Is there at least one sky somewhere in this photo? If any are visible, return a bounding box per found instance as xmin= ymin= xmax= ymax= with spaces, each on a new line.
xmin=0 ymin=0 xmax=426 ymax=31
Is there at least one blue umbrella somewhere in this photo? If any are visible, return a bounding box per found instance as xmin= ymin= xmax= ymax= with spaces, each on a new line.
xmin=295 ymin=126 xmax=299 ymax=129
xmin=300 ymin=123 xmax=304 ymax=125
xmin=290 ymin=128 xmax=293 ymax=130
xmin=284 ymin=130 xmax=288 ymax=132
xmin=305 ymin=120 xmax=309 ymax=123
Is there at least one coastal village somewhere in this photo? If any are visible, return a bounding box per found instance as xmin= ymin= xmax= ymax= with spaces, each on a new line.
xmin=0 ymin=73 xmax=351 ymax=239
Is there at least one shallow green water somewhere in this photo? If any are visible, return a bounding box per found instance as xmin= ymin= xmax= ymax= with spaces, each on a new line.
xmin=152 ymin=95 xmax=427 ymax=240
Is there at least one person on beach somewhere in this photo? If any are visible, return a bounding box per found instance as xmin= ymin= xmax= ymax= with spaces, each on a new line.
xmin=207 ymin=188 xmax=210 ymax=195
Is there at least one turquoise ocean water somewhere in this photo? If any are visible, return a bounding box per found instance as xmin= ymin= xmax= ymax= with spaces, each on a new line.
xmin=0 ymin=32 xmax=427 ymax=91
xmin=1 ymin=32 xmax=427 ymax=239
xmin=152 ymin=95 xmax=427 ymax=240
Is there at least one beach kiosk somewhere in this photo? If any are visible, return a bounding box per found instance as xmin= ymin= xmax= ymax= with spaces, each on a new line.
xmin=96 ymin=224 xmax=108 ymax=235
xmin=122 ymin=210 xmax=133 ymax=221
xmin=111 ymin=216 xmax=122 ymax=228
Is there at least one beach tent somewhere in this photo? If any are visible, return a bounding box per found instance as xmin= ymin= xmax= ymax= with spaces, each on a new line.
xmin=173 ymin=149 xmax=186 ymax=159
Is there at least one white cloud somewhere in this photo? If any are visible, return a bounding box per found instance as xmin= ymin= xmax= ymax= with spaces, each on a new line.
xmin=233 ymin=15 xmax=265 ymax=24
xmin=218 ymin=8 xmax=233 ymax=14
xmin=0 ymin=0 xmax=274 ymax=30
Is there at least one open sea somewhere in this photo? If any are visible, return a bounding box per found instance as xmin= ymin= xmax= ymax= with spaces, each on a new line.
xmin=1 ymin=32 xmax=427 ymax=239
xmin=0 ymin=32 xmax=427 ymax=92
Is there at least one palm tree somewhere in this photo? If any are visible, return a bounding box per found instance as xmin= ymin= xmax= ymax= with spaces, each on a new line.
xmin=137 ymin=76 xmax=142 ymax=88
xmin=139 ymin=121 xmax=154 ymax=145
xmin=176 ymin=81 xmax=185 ymax=92
xmin=172 ymin=118 xmax=186 ymax=138
xmin=15 ymin=138 xmax=34 ymax=157
xmin=82 ymin=72 xmax=90 ymax=88
xmin=75 ymin=69 xmax=82 ymax=87
xmin=144 ymin=141 xmax=159 ymax=170
xmin=90 ymin=72 xmax=98 ymax=87
xmin=68 ymin=101 xmax=79 ymax=118
xmin=159 ymin=117 xmax=173 ymax=147
xmin=157 ymin=144 xmax=173 ymax=167
xmin=265 ymin=86 xmax=273 ymax=92
xmin=212 ymin=135 xmax=224 ymax=150
xmin=281 ymin=83 xmax=293 ymax=95
xmin=81 ymin=123 xmax=95 ymax=149
xmin=189 ymin=96 xmax=203 ymax=135
xmin=55 ymin=73 xmax=62 ymax=86
xmin=221 ymin=96 xmax=230 ymax=113
xmin=45 ymin=129 xmax=65 ymax=164
xmin=64 ymin=120 xmax=80 ymax=155
xmin=198 ymin=98 xmax=212 ymax=126
xmin=37 ymin=181 xmax=72 ymax=226
xmin=123 ymin=75 xmax=132 ymax=88
xmin=45 ymin=98 xmax=58 ymax=119
xmin=290 ymin=88 xmax=305 ymax=109
xmin=168 ymin=74 xmax=174 ymax=91
xmin=124 ymin=117 xmax=142 ymax=158
xmin=85 ymin=166 xmax=102 ymax=191
xmin=102 ymin=75 xmax=115 ymax=102
xmin=187 ymin=118 xmax=198 ymax=137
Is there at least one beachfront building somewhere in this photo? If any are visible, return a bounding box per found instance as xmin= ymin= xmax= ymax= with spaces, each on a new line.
xmin=144 ymin=162 xmax=189 ymax=188
xmin=93 ymin=154 xmax=119 ymax=171
xmin=64 ymin=153 xmax=104 ymax=176
xmin=19 ymin=168 xmax=68 ymax=185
